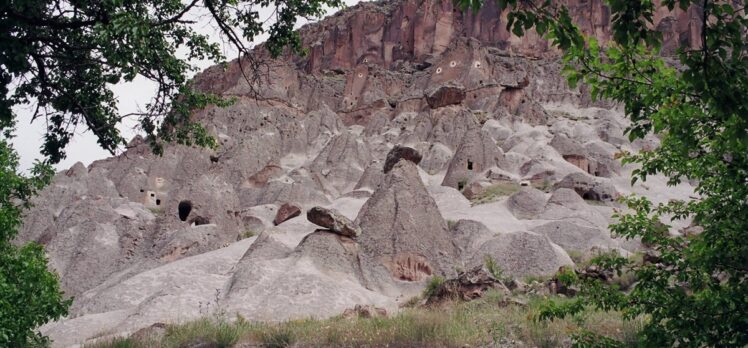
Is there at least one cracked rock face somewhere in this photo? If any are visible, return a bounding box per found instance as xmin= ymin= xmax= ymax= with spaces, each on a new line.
xmin=17 ymin=0 xmax=702 ymax=345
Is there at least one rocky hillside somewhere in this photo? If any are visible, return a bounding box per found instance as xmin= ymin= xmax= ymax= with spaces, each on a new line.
xmin=18 ymin=0 xmax=699 ymax=346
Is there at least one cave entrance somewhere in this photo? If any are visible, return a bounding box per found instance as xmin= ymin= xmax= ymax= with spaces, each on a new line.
xmin=582 ymin=191 xmax=599 ymax=201
xmin=467 ymin=160 xmax=474 ymax=171
xmin=178 ymin=200 xmax=193 ymax=221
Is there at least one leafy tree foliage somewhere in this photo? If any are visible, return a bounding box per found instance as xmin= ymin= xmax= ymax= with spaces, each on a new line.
xmin=0 ymin=138 xmax=70 ymax=346
xmin=1 ymin=0 xmax=342 ymax=163
xmin=460 ymin=0 xmax=748 ymax=346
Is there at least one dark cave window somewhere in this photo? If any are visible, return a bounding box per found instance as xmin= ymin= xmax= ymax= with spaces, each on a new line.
xmin=582 ymin=191 xmax=598 ymax=201
xmin=467 ymin=160 xmax=474 ymax=171
xmin=178 ymin=200 xmax=193 ymax=222
xmin=150 ymin=193 xmax=155 ymax=197
xmin=140 ymin=189 xmax=144 ymax=192
xmin=155 ymin=199 xmax=161 ymax=206
xmin=458 ymin=182 xmax=465 ymax=191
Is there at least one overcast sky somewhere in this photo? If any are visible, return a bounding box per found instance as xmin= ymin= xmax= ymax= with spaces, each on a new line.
xmin=12 ymin=1 xmax=358 ymax=172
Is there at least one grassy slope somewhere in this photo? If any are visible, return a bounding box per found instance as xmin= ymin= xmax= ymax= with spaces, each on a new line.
xmin=87 ymin=291 xmax=642 ymax=348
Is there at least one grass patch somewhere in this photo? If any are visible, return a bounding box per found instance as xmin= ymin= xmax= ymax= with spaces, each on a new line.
xmin=236 ymin=229 xmax=257 ymax=241
xmin=484 ymin=255 xmax=507 ymax=282
xmin=446 ymin=219 xmax=457 ymax=230
xmin=530 ymin=179 xmax=554 ymax=193
xmin=89 ymin=295 xmax=641 ymax=348
xmin=422 ymin=276 xmax=445 ymax=298
xmin=470 ymin=182 xmax=522 ymax=205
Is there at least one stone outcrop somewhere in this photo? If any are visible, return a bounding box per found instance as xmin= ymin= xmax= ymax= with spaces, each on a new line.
xmin=426 ymin=83 xmax=466 ymax=108
xmin=531 ymin=220 xmax=615 ymax=252
xmin=506 ymin=188 xmax=547 ymax=219
xmin=469 ymin=231 xmax=574 ymax=278
xmin=356 ymin=161 xmax=458 ymax=286
xmin=554 ymin=172 xmax=617 ymax=201
xmin=424 ymin=265 xmax=508 ymax=305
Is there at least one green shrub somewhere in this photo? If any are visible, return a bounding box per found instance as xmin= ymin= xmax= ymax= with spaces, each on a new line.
xmin=0 ymin=141 xmax=71 ymax=346
xmin=258 ymin=326 xmax=296 ymax=348
xmin=483 ymin=255 xmax=506 ymax=282
xmin=237 ymin=230 xmax=256 ymax=240
xmin=422 ymin=276 xmax=445 ymax=298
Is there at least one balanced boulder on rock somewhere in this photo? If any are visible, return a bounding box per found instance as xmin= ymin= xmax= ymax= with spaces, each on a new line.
xmin=307 ymin=206 xmax=362 ymax=238
xmin=383 ymin=145 xmax=422 ymax=174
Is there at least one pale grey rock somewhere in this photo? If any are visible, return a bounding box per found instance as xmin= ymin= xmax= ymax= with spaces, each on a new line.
xmin=506 ymin=188 xmax=547 ymax=219
xmin=354 ymin=161 xmax=384 ymax=190
xmin=449 ymin=220 xmax=494 ymax=263
xmin=469 ymin=231 xmax=574 ymax=278
xmin=530 ymin=220 xmax=616 ymax=252
xmin=481 ymin=119 xmax=512 ymax=144
xmin=356 ymin=161 xmax=458 ymax=289
xmin=414 ymin=142 xmax=453 ymax=174
xmin=309 ymin=131 xmax=372 ymax=193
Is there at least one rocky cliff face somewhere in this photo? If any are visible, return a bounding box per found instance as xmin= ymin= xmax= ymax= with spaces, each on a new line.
xmin=19 ymin=0 xmax=699 ymax=346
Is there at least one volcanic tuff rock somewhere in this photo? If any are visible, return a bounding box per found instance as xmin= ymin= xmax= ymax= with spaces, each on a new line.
xmin=356 ymin=160 xmax=459 ymax=289
xmin=383 ymin=145 xmax=423 ymax=173
xmin=307 ymin=206 xmax=362 ymax=238
xmin=17 ymin=0 xmax=702 ymax=345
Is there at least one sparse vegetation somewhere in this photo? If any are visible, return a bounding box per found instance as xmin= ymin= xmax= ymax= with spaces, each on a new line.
xmin=483 ymin=255 xmax=507 ymax=282
xmin=531 ymin=179 xmax=554 ymax=193
xmin=566 ymin=250 xmax=585 ymax=264
xmin=470 ymin=182 xmax=521 ymax=205
xmin=87 ymin=293 xmax=641 ymax=348
xmin=422 ymin=276 xmax=445 ymax=298
xmin=446 ymin=220 xmax=458 ymax=230
xmin=236 ymin=230 xmax=257 ymax=241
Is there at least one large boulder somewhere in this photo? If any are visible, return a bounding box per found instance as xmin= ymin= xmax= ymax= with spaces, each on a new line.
xmin=530 ymin=220 xmax=616 ymax=252
xmin=356 ymin=160 xmax=458 ymax=287
xmin=383 ymin=145 xmax=423 ymax=174
xmin=449 ymin=219 xmax=495 ymax=262
xmin=426 ymin=83 xmax=466 ymax=108
xmin=307 ymin=206 xmax=362 ymax=238
xmin=506 ymin=188 xmax=547 ymax=219
xmin=539 ymin=188 xmax=610 ymax=228
xmin=469 ymin=231 xmax=574 ymax=278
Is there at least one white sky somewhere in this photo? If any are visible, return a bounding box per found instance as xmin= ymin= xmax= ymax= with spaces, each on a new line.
xmin=12 ymin=1 xmax=359 ymax=172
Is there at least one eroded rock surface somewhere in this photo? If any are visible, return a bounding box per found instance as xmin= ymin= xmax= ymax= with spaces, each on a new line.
xmin=18 ymin=0 xmax=702 ymax=345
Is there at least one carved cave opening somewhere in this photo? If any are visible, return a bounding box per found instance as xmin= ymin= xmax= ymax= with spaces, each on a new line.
xmin=178 ymin=200 xmax=193 ymax=221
